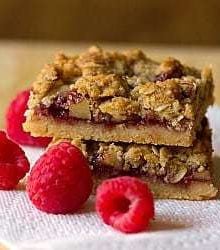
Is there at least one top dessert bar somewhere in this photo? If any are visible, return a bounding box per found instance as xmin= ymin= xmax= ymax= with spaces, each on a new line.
xmin=24 ymin=46 xmax=214 ymax=146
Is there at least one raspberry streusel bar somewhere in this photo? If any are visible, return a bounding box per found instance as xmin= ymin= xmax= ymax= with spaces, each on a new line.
xmin=24 ymin=46 xmax=214 ymax=146
xmin=50 ymin=119 xmax=218 ymax=200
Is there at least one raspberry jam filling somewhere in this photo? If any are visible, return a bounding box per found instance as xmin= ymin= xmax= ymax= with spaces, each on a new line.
xmin=89 ymin=150 xmax=207 ymax=185
xmin=37 ymin=91 xmax=191 ymax=131
xmin=90 ymin=160 xmax=208 ymax=186
xmin=91 ymin=159 xmax=196 ymax=185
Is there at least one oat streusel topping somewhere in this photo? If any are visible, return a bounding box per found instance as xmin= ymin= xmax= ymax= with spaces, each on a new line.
xmin=71 ymin=74 xmax=128 ymax=98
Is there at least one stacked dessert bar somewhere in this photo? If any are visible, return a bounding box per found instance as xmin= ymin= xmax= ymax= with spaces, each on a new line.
xmin=24 ymin=46 xmax=218 ymax=200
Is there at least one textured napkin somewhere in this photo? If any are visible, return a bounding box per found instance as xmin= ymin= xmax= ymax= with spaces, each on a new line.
xmin=1 ymin=107 xmax=220 ymax=250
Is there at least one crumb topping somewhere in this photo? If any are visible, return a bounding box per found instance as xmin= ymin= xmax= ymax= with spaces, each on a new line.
xmin=71 ymin=74 xmax=128 ymax=98
xmin=99 ymin=97 xmax=139 ymax=121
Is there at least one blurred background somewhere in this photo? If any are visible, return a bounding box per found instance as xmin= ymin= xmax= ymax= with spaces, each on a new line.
xmin=0 ymin=0 xmax=220 ymax=128
xmin=0 ymin=0 xmax=220 ymax=45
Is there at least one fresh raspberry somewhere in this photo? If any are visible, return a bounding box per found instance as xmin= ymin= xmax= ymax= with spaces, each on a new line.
xmin=6 ymin=89 xmax=51 ymax=147
xmin=96 ymin=176 xmax=155 ymax=233
xmin=0 ymin=131 xmax=30 ymax=190
xmin=27 ymin=142 xmax=93 ymax=214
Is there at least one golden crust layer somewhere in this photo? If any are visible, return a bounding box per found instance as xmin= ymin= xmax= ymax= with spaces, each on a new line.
xmin=93 ymin=176 xmax=218 ymax=200
xmin=23 ymin=115 xmax=194 ymax=146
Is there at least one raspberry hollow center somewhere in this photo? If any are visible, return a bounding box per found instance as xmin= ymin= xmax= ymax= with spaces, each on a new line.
xmin=113 ymin=196 xmax=131 ymax=214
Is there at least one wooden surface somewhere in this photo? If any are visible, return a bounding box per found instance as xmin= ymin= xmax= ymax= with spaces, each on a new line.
xmin=0 ymin=41 xmax=220 ymax=129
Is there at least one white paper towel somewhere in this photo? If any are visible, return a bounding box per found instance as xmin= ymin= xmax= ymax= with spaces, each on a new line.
xmin=0 ymin=107 xmax=220 ymax=250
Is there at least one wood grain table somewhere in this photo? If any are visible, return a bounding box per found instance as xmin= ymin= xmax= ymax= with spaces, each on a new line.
xmin=0 ymin=41 xmax=220 ymax=249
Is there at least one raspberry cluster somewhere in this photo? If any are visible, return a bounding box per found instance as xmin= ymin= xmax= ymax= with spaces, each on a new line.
xmin=27 ymin=142 xmax=93 ymax=214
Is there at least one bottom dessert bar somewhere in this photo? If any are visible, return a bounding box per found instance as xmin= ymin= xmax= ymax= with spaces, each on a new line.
xmin=50 ymin=122 xmax=218 ymax=200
